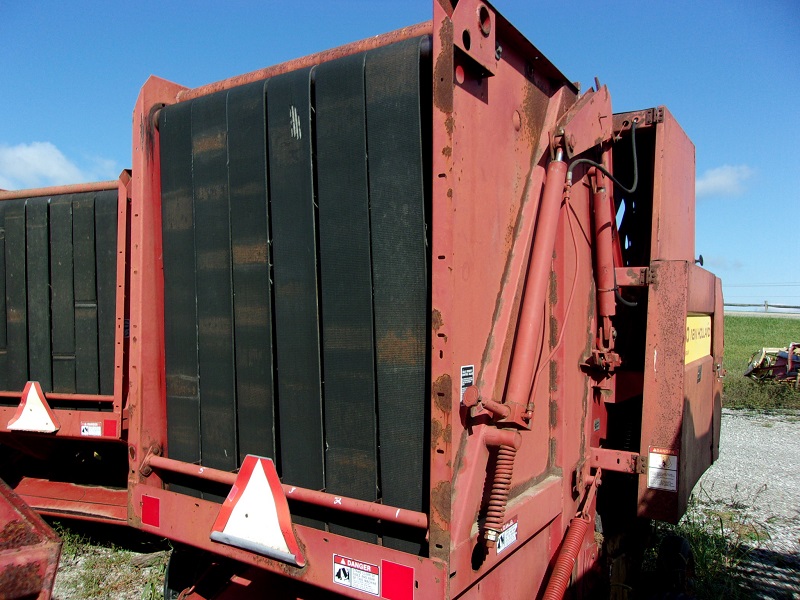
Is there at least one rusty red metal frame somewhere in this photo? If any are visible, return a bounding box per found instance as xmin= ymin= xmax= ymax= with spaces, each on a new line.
xmin=0 ymin=478 xmax=62 ymax=599
xmin=145 ymin=456 xmax=428 ymax=531
xmin=0 ymin=180 xmax=118 ymax=201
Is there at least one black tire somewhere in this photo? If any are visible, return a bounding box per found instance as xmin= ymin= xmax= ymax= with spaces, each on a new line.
xmin=656 ymin=534 xmax=695 ymax=594
xmin=163 ymin=546 xmax=213 ymax=600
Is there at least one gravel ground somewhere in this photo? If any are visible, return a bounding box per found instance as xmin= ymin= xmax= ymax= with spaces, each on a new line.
xmin=696 ymin=409 xmax=800 ymax=597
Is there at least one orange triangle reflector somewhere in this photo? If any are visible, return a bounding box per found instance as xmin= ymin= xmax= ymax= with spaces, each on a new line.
xmin=210 ymin=455 xmax=305 ymax=567
xmin=7 ymin=382 xmax=60 ymax=433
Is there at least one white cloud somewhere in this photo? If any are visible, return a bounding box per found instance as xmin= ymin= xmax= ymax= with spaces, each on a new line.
xmin=696 ymin=164 xmax=754 ymax=198
xmin=0 ymin=142 xmax=117 ymax=191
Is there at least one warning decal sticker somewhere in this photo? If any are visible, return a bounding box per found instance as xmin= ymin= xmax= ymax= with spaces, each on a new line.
xmin=648 ymin=447 xmax=678 ymax=492
xmin=80 ymin=421 xmax=102 ymax=437
xmin=496 ymin=517 xmax=518 ymax=555
xmin=460 ymin=365 xmax=474 ymax=403
xmin=333 ymin=554 xmax=379 ymax=596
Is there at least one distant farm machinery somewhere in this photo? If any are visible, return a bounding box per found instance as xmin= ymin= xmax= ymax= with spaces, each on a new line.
xmin=745 ymin=342 xmax=800 ymax=387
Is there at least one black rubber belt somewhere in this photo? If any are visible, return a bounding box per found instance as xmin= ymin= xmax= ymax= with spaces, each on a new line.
xmin=26 ymin=196 xmax=52 ymax=391
xmin=227 ymin=80 xmax=276 ymax=465
xmin=0 ymin=202 xmax=8 ymax=390
xmin=267 ymin=67 xmax=326 ymax=501
xmin=49 ymin=195 xmax=77 ymax=393
xmin=95 ymin=190 xmax=118 ymax=396
xmin=191 ymin=90 xmax=238 ymax=484
xmin=4 ymin=199 xmax=26 ymax=390
xmin=365 ymin=37 xmax=428 ymax=554
xmin=73 ymin=193 xmax=100 ymax=395
xmin=316 ymin=51 xmax=379 ymax=543
xmin=160 ymin=100 xmax=202 ymax=496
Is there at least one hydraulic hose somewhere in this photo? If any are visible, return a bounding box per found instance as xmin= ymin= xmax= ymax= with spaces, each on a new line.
xmin=542 ymin=515 xmax=591 ymax=600
xmin=566 ymin=119 xmax=638 ymax=193
xmin=484 ymin=444 xmax=517 ymax=546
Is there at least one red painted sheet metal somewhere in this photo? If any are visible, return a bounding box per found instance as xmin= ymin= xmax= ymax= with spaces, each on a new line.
xmin=650 ymin=108 xmax=696 ymax=262
xmin=0 ymin=179 xmax=119 ymax=201
xmin=131 ymin=484 xmax=448 ymax=599
xmin=146 ymin=455 xmax=429 ymax=531
xmin=12 ymin=477 xmax=127 ymax=524
xmin=0 ymin=477 xmax=62 ymax=599
xmin=126 ymin=75 xmax=187 ymax=494
xmin=0 ymin=406 xmax=120 ymax=441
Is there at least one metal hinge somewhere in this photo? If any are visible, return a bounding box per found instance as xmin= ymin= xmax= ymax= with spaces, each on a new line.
xmin=636 ymin=454 xmax=648 ymax=474
xmin=646 ymin=107 xmax=665 ymax=125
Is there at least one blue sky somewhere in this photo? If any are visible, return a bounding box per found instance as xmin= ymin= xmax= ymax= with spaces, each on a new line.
xmin=1 ymin=1 xmax=798 ymax=310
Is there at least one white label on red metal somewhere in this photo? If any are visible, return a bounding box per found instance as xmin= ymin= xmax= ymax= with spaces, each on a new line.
xmin=460 ymin=364 xmax=474 ymax=403
xmin=496 ymin=517 xmax=518 ymax=555
xmin=333 ymin=554 xmax=379 ymax=596
xmin=80 ymin=421 xmax=102 ymax=437
xmin=648 ymin=447 xmax=678 ymax=491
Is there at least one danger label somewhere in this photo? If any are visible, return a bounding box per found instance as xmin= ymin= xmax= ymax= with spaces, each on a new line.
xmin=80 ymin=422 xmax=102 ymax=437
xmin=648 ymin=447 xmax=678 ymax=492
xmin=460 ymin=364 xmax=474 ymax=403
xmin=496 ymin=517 xmax=518 ymax=555
xmin=333 ymin=554 xmax=379 ymax=596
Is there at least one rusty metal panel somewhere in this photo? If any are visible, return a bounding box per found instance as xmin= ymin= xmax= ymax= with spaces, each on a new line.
xmin=0 ymin=478 xmax=62 ymax=600
xmin=650 ymin=108 xmax=695 ymax=262
xmin=638 ymin=260 xmax=720 ymax=522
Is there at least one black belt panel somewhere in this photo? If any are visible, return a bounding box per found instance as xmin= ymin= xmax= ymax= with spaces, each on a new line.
xmin=365 ymin=37 xmax=428 ymax=553
xmin=160 ymin=37 xmax=430 ymax=549
xmin=316 ymin=51 xmax=378 ymax=542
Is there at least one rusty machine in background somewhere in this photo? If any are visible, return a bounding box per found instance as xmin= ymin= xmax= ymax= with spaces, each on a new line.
xmin=0 ymin=1 xmax=723 ymax=598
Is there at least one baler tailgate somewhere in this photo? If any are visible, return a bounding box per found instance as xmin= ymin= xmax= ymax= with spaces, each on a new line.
xmin=160 ymin=37 xmax=429 ymax=549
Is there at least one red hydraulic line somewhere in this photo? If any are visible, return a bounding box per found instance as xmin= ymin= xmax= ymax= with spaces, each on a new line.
xmin=146 ymin=455 xmax=429 ymax=531
xmin=591 ymin=167 xmax=617 ymax=346
xmin=542 ymin=515 xmax=591 ymax=600
xmin=0 ymin=180 xmax=118 ymax=201
xmin=504 ymin=155 xmax=568 ymax=410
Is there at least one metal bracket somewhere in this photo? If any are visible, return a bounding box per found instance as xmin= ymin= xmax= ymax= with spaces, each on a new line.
xmin=139 ymin=444 xmax=162 ymax=477
xmin=451 ymin=0 xmax=498 ymax=76
xmin=590 ymin=447 xmax=645 ymax=475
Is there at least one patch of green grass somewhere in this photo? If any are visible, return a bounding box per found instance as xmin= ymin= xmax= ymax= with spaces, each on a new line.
xmin=50 ymin=519 xmax=170 ymax=599
xmin=723 ymin=316 xmax=800 ymax=409
xmin=647 ymin=485 xmax=768 ymax=599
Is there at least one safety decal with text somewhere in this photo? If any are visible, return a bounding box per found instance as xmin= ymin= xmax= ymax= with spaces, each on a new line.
xmin=460 ymin=364 xmax=474 ymax=403
xmin=496 ymin=517 xmax=518 ymax=555
xmin=333 ymin=554 xmax=379 ymax=596
xmin=647 ymin=447 xmax=678 ymax=492
xmin=80 ymin=421 xmax=102 ymax=437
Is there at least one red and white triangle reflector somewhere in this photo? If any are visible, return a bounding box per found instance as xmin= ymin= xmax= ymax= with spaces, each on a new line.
xmin=6 ymin=382 xmax=60 ymax=433
xmin=210 ymin=455 xmax=305 ymax=567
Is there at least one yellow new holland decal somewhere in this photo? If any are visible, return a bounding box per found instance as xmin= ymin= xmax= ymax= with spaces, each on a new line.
xmin=685 ymin=315 xmax=712 ymax=364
